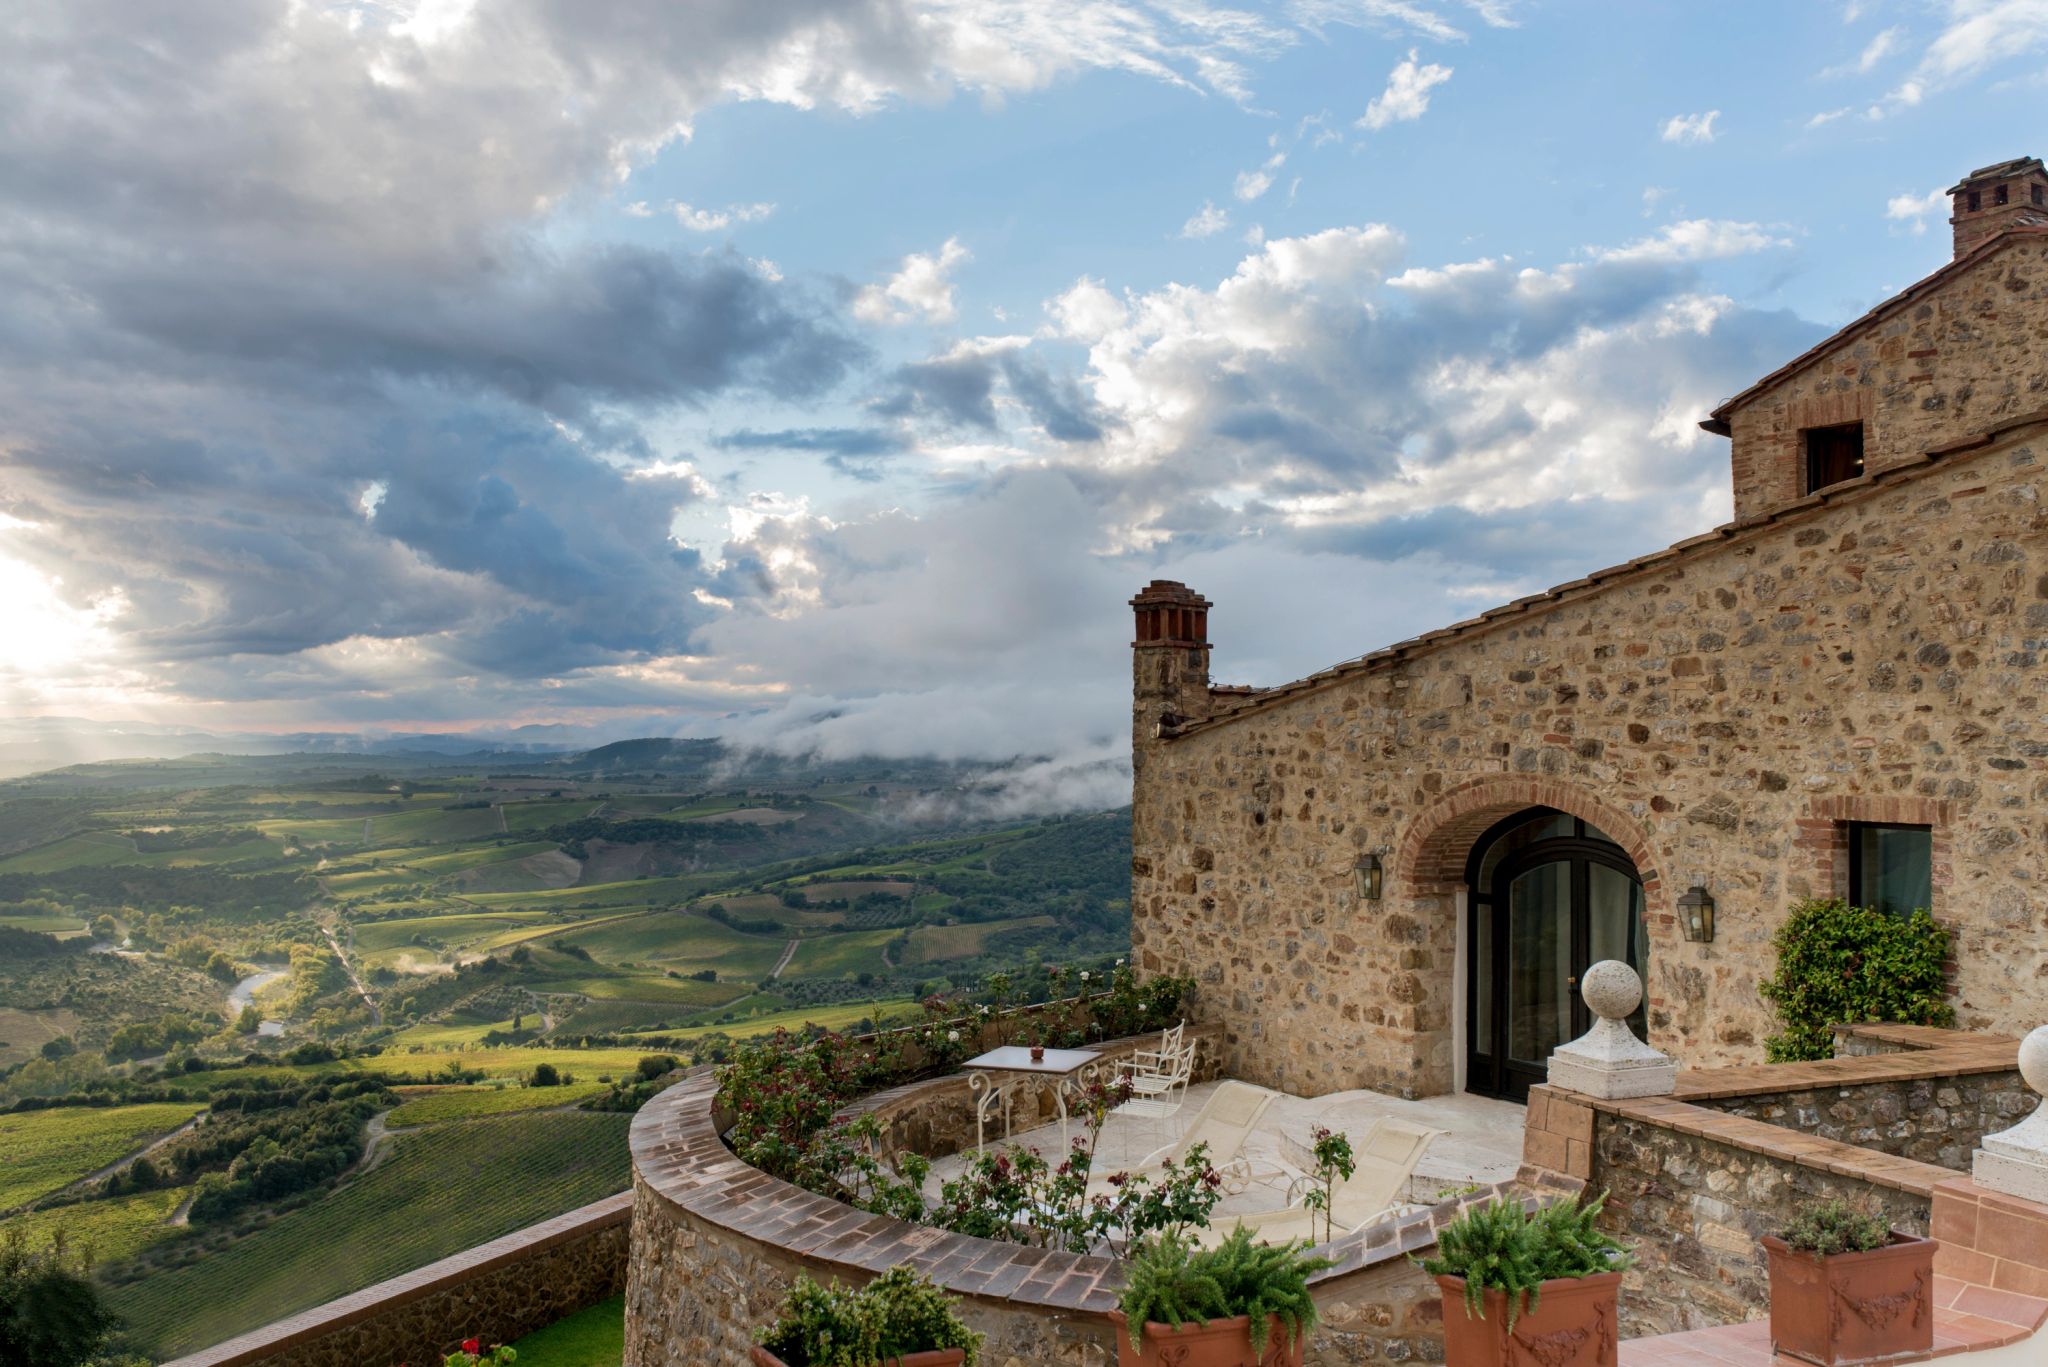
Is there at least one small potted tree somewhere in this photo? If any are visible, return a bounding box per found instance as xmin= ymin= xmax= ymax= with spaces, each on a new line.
xmin=1419 ymin=1193 xmax=1631 ymax=1367
xmin=1763 ymin=1199 xmax=1934 ymax=1366
xmin=752 ymin=1266 xmax=983 ymax=1367
xmin=1109 ymin=1226 xmax=1329 ymax=1366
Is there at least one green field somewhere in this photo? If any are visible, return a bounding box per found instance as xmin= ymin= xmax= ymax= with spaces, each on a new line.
xmin=368 ymin=805 xmax=505 ymax=844
xmin=0 ymin=912 xmax=91 ymax=937
xmin=501 ymin=800 xmax=603 ymax=831
xmin=106 ymin=1111 xmax=634 ymax=1358
xmin=0 ymin=1103 xmax=204 ymax=1212
xmin=783 ymin=927 xmax=902 ymax=979
xmin=0 ymin=833 xmax=284 ymax=874
xmin=385 ymin=1081 xmax=608 ymax=1126
xmin=385 ymin=1014 xmax=525 ymax=1048
xmin=0 ymin=1183 xmax=190 ymax=1264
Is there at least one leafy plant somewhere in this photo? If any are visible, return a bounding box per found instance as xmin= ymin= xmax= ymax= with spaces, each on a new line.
xmin=1779 ymin=1199 xmax=1891 ymax=1257
xmin=1299 ymin=1126 xmax=1356 ymax=1245
xmin=1117 ymin=1227 xmax=1330 ymax=1356
xmin=1759 ymin=900 xmax=1954 ymax=1061
xmin=754 ymin=1267 xmax=982 ymax=1367
xmin=1417 ymin=1193 xmax=1632 ymax=1331
xmin=441 ymin=1338 xmax=515 ymax=1367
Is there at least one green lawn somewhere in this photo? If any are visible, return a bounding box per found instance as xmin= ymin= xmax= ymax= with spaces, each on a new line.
xmin=511 ymin=1295 xmax=623 ymax=1367
xmin=0 ymin=1103 xmax=204 ymax=1212
xmin=104 ymin=1111 xmax=633 ymax=1359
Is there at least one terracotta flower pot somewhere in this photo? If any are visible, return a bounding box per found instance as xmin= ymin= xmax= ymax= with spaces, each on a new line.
xmin=1105 ymin=1309 xmax=1307 ymax=1367
xmin=749 ymin=1347 xmax=966 ymax=1367
xmin=1763 ymin=1232 xmax=1935 ymax=1366
xmin=1436 ymin=1271 xmax=1621 ymax=1367
xmin=1029 ymin=1045 xmax=1046 ymax=1063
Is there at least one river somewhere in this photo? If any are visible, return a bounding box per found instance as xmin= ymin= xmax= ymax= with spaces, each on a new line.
xmin=228 ymin=967 xmax=288 ymax=1038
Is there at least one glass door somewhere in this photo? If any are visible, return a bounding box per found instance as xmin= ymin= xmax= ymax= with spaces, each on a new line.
xmin=1465 ymin=810 xmax=1647 ymax=1102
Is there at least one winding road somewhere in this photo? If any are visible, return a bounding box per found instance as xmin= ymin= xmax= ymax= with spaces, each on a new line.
xmin=323 ymin=924 xmax=383 ymax=1026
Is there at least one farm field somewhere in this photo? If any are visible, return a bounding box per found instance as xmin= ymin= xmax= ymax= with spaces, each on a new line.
xmin=0 ymin=1005 xmax=83 ymax=1068
xmin=385 ymin=1080 xmax=609 ymax=1126
xmin=0 ymin=1182 xmax=190 ymax=1264
xmin=621 ymin=997 xmax=917 ymax=1042
xmin=105 ymin=1111 xmax=634 ymax=1358
xmin=782 ymin=927 xmax=903 ymax=979
xmin=0 ymin=1102 xmax=204 ymax=1212
xmin=904 ymin=914 xmax=1057 ymax=963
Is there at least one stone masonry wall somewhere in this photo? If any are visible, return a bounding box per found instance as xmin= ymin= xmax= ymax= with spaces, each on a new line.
xmin=160 ymin=1194 xmax=630 ymax=1367
xmin=1130 ymin=421 xmax=2048 ymax=1099
xmin=1727 ymin=233 xmax=2048 ymax=517
xmin=1591 ymin=1112 xmax=1933 ymax=1337
xmin=1693 ymin=1070 xmax=2029 ymax=1170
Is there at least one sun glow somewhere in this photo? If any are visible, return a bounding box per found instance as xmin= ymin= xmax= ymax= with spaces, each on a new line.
xmin=0 ymin=549 xmax=125 ymax=682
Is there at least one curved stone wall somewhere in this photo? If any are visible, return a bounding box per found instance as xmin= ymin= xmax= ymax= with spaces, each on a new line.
xmin=625 ymin=1050 xmax=1522 ymax=1367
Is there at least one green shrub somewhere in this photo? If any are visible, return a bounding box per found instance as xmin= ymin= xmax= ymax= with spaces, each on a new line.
xmin=1758 ymin=899 xmax=1954 ymax=1062
xmin=1779 ymin=1199 xmax=1891 ymax=1257
xmin=1 ymin=1230 xmax=118 ymax=1367
xmin=754 ymin=1267 xmax=981 ymax=1367
xmin=1417 ymin=1194 xmax=1631 ymax=1332
xmin=1117 ymin=1227 xmax=1329 ymax=1356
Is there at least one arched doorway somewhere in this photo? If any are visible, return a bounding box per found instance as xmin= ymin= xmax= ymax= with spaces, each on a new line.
xmin=1464 ymin=808 xmax=1648 ymax=1101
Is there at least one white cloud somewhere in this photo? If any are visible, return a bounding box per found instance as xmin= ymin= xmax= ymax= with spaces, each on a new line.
xmin=1641 ymin=185 xmax=1673 ymax=216
xmin=1591 ymin=218 xmax=1789 ymax=264
xmin=1805 ymin=106 xmax=1853 ymax=128
xmin=1358 ymin=49 xmax=1453 ymax=130
xmin=1885 ymin=186 xmax=1948 ymax=234
xmin=1234 ymin=152 xmax=1287 ymax=201
xmin=1823 ymin=25 xmax=1903 ymax=75
xmin=1659 ymin=109 xmax=1720 ymax=144
xmin=671 ymin=200 xmax=776 ymax=231
xmin=853 ymin=237 xmax=973 ymax=325
xmin=1181 ymin=201 xmax=1231 ymax=238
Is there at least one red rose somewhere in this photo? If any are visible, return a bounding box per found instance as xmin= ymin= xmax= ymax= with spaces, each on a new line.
xmin=462 ymin=1338 xmax=481 ymax=1355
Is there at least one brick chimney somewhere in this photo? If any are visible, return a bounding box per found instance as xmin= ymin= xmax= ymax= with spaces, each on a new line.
xmin=1949 ymin=156 xmax=2048 ymax=259
xmin=1130 ymin=580 xmax=1212 ymax=744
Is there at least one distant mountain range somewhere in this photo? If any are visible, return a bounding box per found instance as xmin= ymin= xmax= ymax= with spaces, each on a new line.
xmin=0 ymin=716 xmax=596 ymax=778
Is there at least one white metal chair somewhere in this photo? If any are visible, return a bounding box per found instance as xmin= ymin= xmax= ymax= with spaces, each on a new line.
xmin=1089 ymin=1079 xmax=1281 ymax=1198
xmin=1114 ymin=1032 xmax=1195 ymax=1121
xmin=1122 ymin=1022 xmax=1185 ymax=1080
xmin=1195 ymin=1116 xmax=1443 ymax=1249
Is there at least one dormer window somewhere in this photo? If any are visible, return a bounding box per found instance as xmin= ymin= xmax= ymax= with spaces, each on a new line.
xmin=1803 ymin=421 xmax=1865 ymax=493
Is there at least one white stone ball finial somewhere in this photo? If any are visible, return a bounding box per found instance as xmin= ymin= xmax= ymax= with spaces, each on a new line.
xmin=1545 ymin=959 xmax=1676 ymax=1100
xmin=1974 ymin=1024 xmax=2048 ymax=1203
xmin=2019 ymin=1024 xmax=2048 ymax=1100
xmin=1581 ymin=960 xmax=1643 ymax=1022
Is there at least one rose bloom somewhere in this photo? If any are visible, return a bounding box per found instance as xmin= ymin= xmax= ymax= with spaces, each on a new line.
xmin=462 ymin=1339 xmax=482 ymax=1356
xmin=947 ymin=1030 xmax=960 ymax=1042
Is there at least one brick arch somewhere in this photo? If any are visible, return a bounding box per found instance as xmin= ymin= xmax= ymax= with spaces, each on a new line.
xmin=1392 ymin=775 xmax=1667 ymax=917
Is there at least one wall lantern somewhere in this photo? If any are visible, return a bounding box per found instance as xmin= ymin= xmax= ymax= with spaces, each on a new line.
xmin=1353 ymin=854 xmax=1383 ymax=902
xmin=1678 ymin=885 xmax=1716 ymax=943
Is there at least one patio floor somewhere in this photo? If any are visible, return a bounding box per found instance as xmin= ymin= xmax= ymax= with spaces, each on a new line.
xmin=921 ymin=1077 xmax=1526 ymax=1222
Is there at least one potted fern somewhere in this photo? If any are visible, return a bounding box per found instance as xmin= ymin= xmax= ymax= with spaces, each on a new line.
xmin=1109 ymin=1226 xmax=1330 ymax=1366
xmin=752 ymin=1266 xmax=983 ymax=1367
xmin=1418 ymin=1193 xmax=1631 ymax=1367
xmin=1763 ymin=1198 xmax=1934 ymax=1366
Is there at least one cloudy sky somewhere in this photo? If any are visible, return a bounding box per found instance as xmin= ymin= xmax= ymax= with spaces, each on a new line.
xmin=0 ymin=0 xmax=2037 ymax=773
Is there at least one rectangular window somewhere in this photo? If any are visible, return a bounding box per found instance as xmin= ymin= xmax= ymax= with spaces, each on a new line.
xmin=1994 ymin=185 xmax=2010 ymax=206
xmin=1849 ymin=823 xmax=1933 ymax=917
xmin=2034 ymin=185 xmax=2045 ymax=207
xmin=1803 ymin=421 xmax=1866 ymax=493
xmin=1967 ymin=190 xmax=1982 ymax=211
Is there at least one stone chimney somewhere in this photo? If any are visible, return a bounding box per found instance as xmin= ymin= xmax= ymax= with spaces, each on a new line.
xmin=1949 ymin=156 xmax=2048 ymax=260
xmin=1130 ymin=580 xmax=1212 ymax=744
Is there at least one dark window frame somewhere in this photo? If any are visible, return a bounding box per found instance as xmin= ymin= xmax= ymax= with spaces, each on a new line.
xmin=1847 ymin=821 xmax=1934 ymax=917
xmin=1994 ymin=184 xmax=2010 ymax=206
xmin=2034 ymin=184 xmax=2045 ymax=207
xmin=1967 ymin=190 xmax=1982 ymax=212
xmin=1803 ymin=420 xmax=1866 ymax=493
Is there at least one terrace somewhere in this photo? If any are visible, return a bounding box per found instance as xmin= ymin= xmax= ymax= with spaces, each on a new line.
xmin=160 ymin=998 xmax=2048 ymax=1367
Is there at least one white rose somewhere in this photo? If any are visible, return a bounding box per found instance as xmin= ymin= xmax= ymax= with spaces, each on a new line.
xmin=947 ymin=1030 xmax=960 ymax=1043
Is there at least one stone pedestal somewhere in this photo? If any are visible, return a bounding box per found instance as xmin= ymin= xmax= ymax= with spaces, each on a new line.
xmin=1545 ymin=961 xmax=1678 ymax=1101
xmin=1972 ymin=1024 xmax=2048 ymax=1202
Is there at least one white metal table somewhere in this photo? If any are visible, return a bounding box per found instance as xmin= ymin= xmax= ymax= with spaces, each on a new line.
xmin=962 ymin=1046 xmax=1102 ymax=1156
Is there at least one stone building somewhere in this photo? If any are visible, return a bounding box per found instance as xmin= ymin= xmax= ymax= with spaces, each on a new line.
xmin=1128 ymin=157 xmax=2048 ymax=1103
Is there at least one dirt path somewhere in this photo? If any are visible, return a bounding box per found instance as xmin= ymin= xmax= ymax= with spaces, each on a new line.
xmin=323 ymin=923 xmax=383 ymax=1026
xmin=33 ymin=1113 xmax=207 ymax=1211
xmin=361 ymin=816 xmax=373 ymax=844
xmin=768 ymin=937 xmax=800 ymax=980
xmin=494 ymin=804 xmax=508 ymax=833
